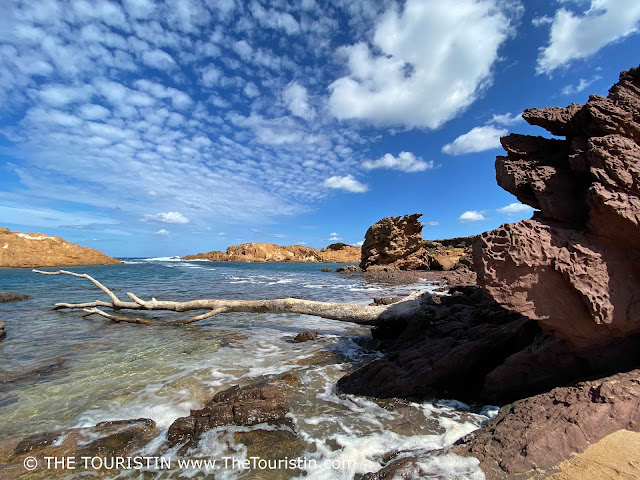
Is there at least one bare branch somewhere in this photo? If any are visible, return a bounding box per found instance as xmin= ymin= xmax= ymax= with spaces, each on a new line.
xmin=82 ymin=307 xmax=157 ymax=325
xmin=34 ymin=269 xmax=141 ymax=309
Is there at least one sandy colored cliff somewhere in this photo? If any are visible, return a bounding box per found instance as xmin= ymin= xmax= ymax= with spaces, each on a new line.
xmin=183 ymin=242 xmax=361 ymax=263
xmin=0 ymin=228 xmax=121 ymax=268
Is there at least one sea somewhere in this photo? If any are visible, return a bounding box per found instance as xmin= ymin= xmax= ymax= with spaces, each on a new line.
xmin=0 ymin=258 xmax=496 ymax=479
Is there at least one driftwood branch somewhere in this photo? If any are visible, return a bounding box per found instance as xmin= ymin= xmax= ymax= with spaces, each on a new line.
xmin=33 ymin=269 xmax=432 ymax=327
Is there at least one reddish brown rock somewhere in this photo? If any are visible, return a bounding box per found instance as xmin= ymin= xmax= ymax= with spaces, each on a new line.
xmin=455 ymin=369 xmax=640 ymax=478
xmin=168 ymin=380 xmax=291 ymax=447
xmin=293 ymin=330 xmax=317 ymax=342
xmin=474 ymin=66 xmax=640 ymax=349
xmin=0 ymin=228 xmax=121 ymax=268
xmin=360 ymin=214 xmax=472 ymax=271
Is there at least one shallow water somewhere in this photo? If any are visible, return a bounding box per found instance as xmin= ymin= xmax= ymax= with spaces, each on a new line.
xmin=0 ymin=260 xmax=493 ymax=479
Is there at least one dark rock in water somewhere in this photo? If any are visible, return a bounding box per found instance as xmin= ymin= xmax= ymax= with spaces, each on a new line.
xmin=293 ymin=330 xmax=317 ymax=342
xmin=11 ymin=418 xmax=156 ymax=460
xmin=0 ymin=393 xmax=18 ymax=408
xmin=455 ymin=369 xmax=640 ymax=478
xmin=79 ymin=419 xmax=156 ymax=458
xmin=0 ymin=292 xmax=31 ymax=303
xmin=168 ymin=379 xmax=291 ymax=447
xmin=320 ymin=267 xmax=332 ymax=272
xmin=336 ymin=265 xmax=361 ymax=273
xmin=0 ymin=322 xmax=5 ymax=340
xmin=14 ymin=431 xmax=62 ymax=455
xmin=338 ymin=286 xmax=640 ymax=404
xmin=0 ymin=358 xmax=69 ymax=392
xmin=234 ymin=429 xmax=306 ymax=464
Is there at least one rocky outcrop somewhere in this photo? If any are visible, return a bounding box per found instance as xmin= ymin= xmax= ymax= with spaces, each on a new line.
xmin=0 ymin=322 xmax=5 ymax=341
xmin=360 ymin=214 xmax=473 ymax=271
xmin=0 ymin=228 xmax=121 ymax=268
xmin=183 ymin=242 xmax=361 ymax=263
xmin=319 ymin=243 xmax=361 ymax=263
xmin=455 ymin=369 xmax=640 ymax=478
xmin=473 ymin=66 xmax=640 ymax=349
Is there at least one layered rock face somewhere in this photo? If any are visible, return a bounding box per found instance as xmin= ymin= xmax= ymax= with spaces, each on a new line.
xmin=0 ymin=228 xmax=121 ymax=268
xmin=183 ymin=242 xmax=361 ymax=263
xmin=360 ymin=213 xmax=473 ymax=271
xmin=474 ymin=66 xmax=640 ymax=349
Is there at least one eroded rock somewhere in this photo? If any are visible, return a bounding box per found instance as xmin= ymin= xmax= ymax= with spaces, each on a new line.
xmin=455 ymin=369 xmax=640 ymax=478
xmin=474 ymin=66 xmax=640 ymax=349
xmin=360 ymin=214 xmax=473 ymax=271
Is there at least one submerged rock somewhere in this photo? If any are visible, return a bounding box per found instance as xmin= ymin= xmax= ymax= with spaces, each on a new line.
xmin=320 ymin=267 xmax=332 ymax=272
xmin=0 ymin=322 xmax=5 ymax=340
xmin=0 ymin=292 xmax=31 ymax=302
xmin=0 ymin=418 xmax=157 ymax=478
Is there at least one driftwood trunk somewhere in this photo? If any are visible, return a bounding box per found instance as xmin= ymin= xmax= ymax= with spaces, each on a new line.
xmin=33 ymin=269 xmax=431 ymax=327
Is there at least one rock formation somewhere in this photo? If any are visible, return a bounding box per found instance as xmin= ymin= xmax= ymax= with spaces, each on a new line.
xmin=183 ymin=242 xmax=361 ymax=263
xmin=473 ymin=66 xmax=640 ymax=349
xmin=455 ymin=368 xmax=640 ymax=479
xmin=360 ymin=214 xmax=473 ymax=271
xmin=0 ymin=228 xmax=121 ymax=268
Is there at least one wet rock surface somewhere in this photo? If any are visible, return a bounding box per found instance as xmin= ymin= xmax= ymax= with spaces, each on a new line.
xmin=0 ymin=418 xmax=157 ymax=479
xmin=168 ymin=377 xmax=295 ymax=448
xmin=0 ymin=322 xmax=5 ymax=340
xmin=455 ymin=369 xmax=640 ymax=478
xmin=360 ymin=214 xmax=473 ymax=271
xmin=0 ymin=292 xmax=32 ymax=303
xmin=474 ymin=66 xmax=640 ymax=349
xmin=293 ymin=330 xmax=317 ymax=342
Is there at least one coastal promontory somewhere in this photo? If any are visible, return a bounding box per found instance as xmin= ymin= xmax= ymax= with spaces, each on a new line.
xmin=0 ymin=228 xmax=121 ymax=268
xmin=183 ymin=242 xmax=361 ymax=263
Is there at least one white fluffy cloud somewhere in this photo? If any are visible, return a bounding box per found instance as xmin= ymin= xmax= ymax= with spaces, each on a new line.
xmin=442 ymin=125 xmax=508 ymax=155
xmin=283 ymin=82 xmax=314 ymax=120
xmin=458 ymin=210 xmax=486 ymax=222
xmin=490 ymin=112 xmax=523 ymax=126
xmin=323 ymin=175 xmax=368 ymax=193
xmin=153 ymin=228 xmax=171 ymax=237
xmin=497 ymin=203 xmax=534 ymax=215
xmin=328 ymin=232 xmax=342 ymax=241
xmin=143 ymin=211 xmax=190 ymax=224
xmin=328 ymin=0 xmax=516 ymax=129
xmin=537 ymin=0 xmax=640 ymax=74
xmin=362 ymin=151 xmax=434 ymax=172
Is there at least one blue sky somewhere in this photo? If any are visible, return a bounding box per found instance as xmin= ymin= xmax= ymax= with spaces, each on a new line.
xmin=0 ymin=0 xmax=639 ymax=257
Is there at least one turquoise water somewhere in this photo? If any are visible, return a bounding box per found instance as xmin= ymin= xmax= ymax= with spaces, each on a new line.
xmin=0 ymin=259 xmax=491 ymax=479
